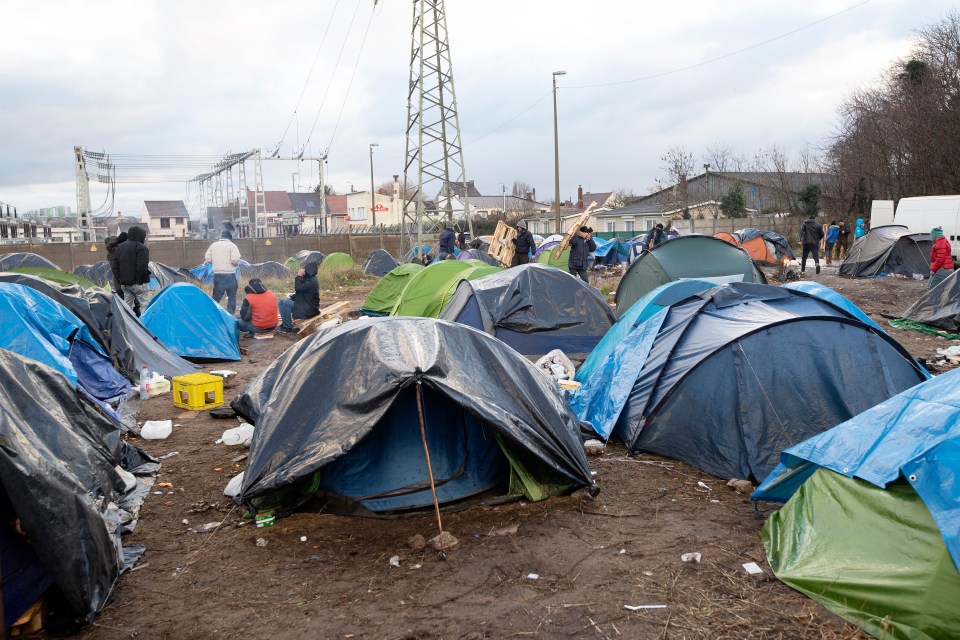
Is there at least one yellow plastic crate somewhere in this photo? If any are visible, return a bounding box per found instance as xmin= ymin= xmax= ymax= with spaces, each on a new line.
xmin=172 ymin=373 xmax=224 ymax=410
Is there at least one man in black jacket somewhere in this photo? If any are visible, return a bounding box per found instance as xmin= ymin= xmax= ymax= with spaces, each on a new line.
xmin=799 ymin=215 xmax=824 ymax=274
xmin=568 ymin=226 xmax=596 ymax=283
xmin=512 ymin=223 xmax=535 ymax=266
xmin=112 ymin=225 xmax=150 ymax=315
xmin=437 ymin=224 xmax=456 ymax=260
xmin=105 ymin=231 xmax=128 ymax=292
xmin=277 ymin=261 xmax=320 ymax=332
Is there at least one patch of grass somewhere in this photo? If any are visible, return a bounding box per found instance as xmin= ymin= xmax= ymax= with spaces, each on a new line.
xmin=316 ymin=265 xmax=378 ymax=295
xmin=599 ymin=282 xmax=617 ymax=297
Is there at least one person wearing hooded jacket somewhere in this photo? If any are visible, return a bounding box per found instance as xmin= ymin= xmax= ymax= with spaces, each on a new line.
xmin=105 ymin=231 xmax=128 ymax=292
xmin=512 ymin=223 xmax=535 ymax=267
xmin=238 ymin=278 xmax=279 ymax=335
xmin=929 ymin=227 xmax=954 ymax=290
xmin=205 ymin=230 xmax=242 ymax=315
xmin=568 ymin=226 xmax=596 ymax=283
xmin=854 ymin=217 xmax=866 ymax=239
xmin=112 ymin=225 xmax=150 ymax=315
xmin=798 ymin=215 xmax=824 ymax=274
xmin=277 ymin=261 xmax=320 ymax=332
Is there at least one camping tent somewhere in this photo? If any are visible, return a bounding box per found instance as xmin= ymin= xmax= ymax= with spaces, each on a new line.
xmin=897 ymin=268 xmax=960 ymax=332
xmin=149 ymin=262 xmax=202 ymax=289
xmin=239 ymin=261 xmax=293 ymax=281
xmin=570 ymin=282 xmax=927 ymax=481
xmin=360 ymin=263 xmax=424 ymax=316
xmin=455 ymin=248 xmax=498 ymax=266
xmin=594 ymin=238 xmax=628 ymax=266
xmin=293 ymin=250 xmax=325 ymax=267
xmin=754 ymin=369 xmax=960 ymax=639
xmin=715 ymin=228 xmax=794 ymax=265
xmin=0 ymin=348 xmax=156 ymax=629
xmin=615 ymin=235 xmax=766 ymax=315
xmin=320 ymin=252 xmax=356 ymax=271
xmin=5 ymin=267 xmax=95 ymax=288
xmin=361 ymin=249 xmax=399 ymax=277
xmin=0 ymin=253 xmax=60 ymax=271
xmin=232 ymin=317 xmax=595 ymax=514
xmin=141 ymin=283 xmax=240 ymax=361
xmin=839 ymin=224 xmax=931 ymax=278
xmin=404 ymin=244 xmax=433 ymax=262
xmin=73 ymin=261 xmax=114 ymax=288
xmin=440 ymin=264 xmax=616 ymax=357
xmin=534 ymin=242 xmax=571 ymax=270
xmin=390 ymin=260 xmax=499 ymax=318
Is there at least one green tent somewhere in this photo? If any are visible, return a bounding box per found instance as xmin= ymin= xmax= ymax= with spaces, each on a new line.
xmin=320 ymin=252 xmax=356 ymax=271
xmin=360 ymin=263 xmax=424 ymax=315
xmin=615 ymin=235 xmax=766 ymax=316
xmin=391 ymin=260 xmax=499 ymax=318
xmin=7 ymin=267 xmax=96 ymax=289
xmin=283 ymin=257 xmax=300 ymax=272
xmin=762 ymin=468 xmax=960 ymax=640
xmin=536 ymin=246 xmax=570 ymax=270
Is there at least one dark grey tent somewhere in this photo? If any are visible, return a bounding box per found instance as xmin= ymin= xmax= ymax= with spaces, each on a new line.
xmin=456 ymin=247 xmax=498 ymax=266
xmin=361 ymin=249 xmax=399 ymax=277
xmin=148 ymin=261 xmax=201 ymax=288
xmin=73 ymin=261 xmax=114 ymax=288
xmin=439 ymin=264 xmax=616 ymax=358
xmin=615 ymin=235 xmax=766 ymax=316
xmin=572 ymin=282 xmax=927 ymax=482
xmin=0 ymin=253 xmax=60 ymax=271
xmin=238 ymin=261 xmax=293 ymax=280
xmin=233 ymin=317 xmax=596 ymax=514
xmin=0 ymin=349 xmax=157 ymax=629
xmin=901 ymin=269 xmax=960 ymax=331
xmin=839 ymin=225 xmax=931 ymax=278
xmin=294 ymin=250 xmax=325 ymax=267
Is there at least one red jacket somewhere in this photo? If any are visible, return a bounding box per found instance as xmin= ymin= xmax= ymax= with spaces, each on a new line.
xmin=931 ymin=236 xmax=954 ymax=273
xmin=244 ymin=291 xmax=279 ymax=329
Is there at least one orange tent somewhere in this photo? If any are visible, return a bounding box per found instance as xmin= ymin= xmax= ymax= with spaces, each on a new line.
xmin=714 ymin=232 xmax=780 ymax=265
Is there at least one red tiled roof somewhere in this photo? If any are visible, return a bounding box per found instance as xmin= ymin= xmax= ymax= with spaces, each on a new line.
xmin=245 ymin=190 xmax=293 ymax=213
xmin=325 ymin=195 xmax=348 ymax=215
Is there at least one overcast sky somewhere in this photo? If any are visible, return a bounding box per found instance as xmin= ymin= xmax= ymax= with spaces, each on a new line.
xmin=0 ymin=0 xmax=954 ymax=217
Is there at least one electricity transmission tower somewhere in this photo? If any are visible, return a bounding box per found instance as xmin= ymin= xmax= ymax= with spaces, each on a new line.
xmin=402 ymin=0 xmax=474 ymax=256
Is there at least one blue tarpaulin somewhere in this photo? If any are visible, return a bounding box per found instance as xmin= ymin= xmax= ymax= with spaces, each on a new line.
xmin=141 ymin=284 xmax=240 ymax=361
xmin=188 ymin=260 xmax=250 ymax=285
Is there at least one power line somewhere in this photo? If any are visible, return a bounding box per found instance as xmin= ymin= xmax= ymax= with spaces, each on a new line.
xmin=326 ymin=5 xmax=376 ymax=152
xmin=464 ymin=91 xmax=551 ymax=146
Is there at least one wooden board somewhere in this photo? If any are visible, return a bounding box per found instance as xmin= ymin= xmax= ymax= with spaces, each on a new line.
xmin=487 ymin=220 xmax=518 ymax=267
xmin=551 ymin=201 xmax=598 ymax=260
xmin=296 ymin=301 xmax=353 ymax=339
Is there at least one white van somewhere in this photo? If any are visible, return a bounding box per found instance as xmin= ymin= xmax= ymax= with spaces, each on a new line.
xmin=870 ymin=200 xmax=895 ymax=227
xmin=894 ymin=195 xmax=960 ymax=257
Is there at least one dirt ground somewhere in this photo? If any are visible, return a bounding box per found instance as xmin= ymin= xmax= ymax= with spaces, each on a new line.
xmin=72 ymin=268 xmax=952 ymax=640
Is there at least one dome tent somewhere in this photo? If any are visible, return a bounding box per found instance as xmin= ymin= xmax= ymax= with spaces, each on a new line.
xmin=232 ymin=317 xmax=595 ymax=514
xmin=571 ymin=282 xmax=927 ymax=482
xmin=360 ymin=263 xmax=424 ymax=316
xmin=148 ymin=261 xmax=202 ymax=289
xmin=839 ymin=224 xmax=931 ymax=278
xmin=898 ymin=268 xmax=960 ymax=333
xmin=320 ymin=252 xmax=356 ymax=271
xmin=141 ymin=283 xmax=240 ymax=361
xmin=455 ymin=248 xmax=498 ymax=266
xmin=361 ymin=249 xmax=399 ymax=277
xmin=73 ymin=261 xmax=114 ymax=288
xmin=239 ymin=261 xmax=294 ymax=281
xmin=0 ymin=252 xmax=60 ymax=271
xmin=5 ymin=267 xmax=95 ymax=289
xmin=615 ymin=235 xmax=766 ymax=316
xmin=440 ymin=264 xmax=615 ymax=358
xmin=293 ymin=250 xmax=325 ymax=267
xmin=390 ymin=260 xmax=499 ymax=318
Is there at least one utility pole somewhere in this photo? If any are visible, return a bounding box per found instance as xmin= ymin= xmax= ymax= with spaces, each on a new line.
xmin=552 ymin=70 xmax=566 ymax=235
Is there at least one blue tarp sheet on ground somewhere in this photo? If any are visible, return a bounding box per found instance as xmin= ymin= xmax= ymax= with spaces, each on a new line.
xmin=754 ymin=368 xmax=960 ymax=571
xmin=141 ymin=283 xmax=240 ymax=361
xmin=0 ymin=283 xmax=128 ymax=400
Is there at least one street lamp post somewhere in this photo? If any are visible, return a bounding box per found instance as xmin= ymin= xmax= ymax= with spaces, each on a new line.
xmin=552 ymin=70 xmax=566 ymax=234
xmin=369 ymin=143 xmax=379 ymax=228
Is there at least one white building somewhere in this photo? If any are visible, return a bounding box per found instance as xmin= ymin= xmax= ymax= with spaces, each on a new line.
xmin=142 ymin=201 xmax=189 ymax=239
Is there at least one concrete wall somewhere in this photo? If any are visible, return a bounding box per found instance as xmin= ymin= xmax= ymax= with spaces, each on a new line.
xmin=14 ymin=233 xmax=427 ymax=271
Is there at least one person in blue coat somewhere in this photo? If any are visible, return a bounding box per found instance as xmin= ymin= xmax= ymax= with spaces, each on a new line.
xmin=855 ymin=218 xmax=866 ymax=239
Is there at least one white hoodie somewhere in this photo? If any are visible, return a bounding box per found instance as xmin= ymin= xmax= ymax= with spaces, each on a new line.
xmin=205 ymin=239 xmax=241 ymax=274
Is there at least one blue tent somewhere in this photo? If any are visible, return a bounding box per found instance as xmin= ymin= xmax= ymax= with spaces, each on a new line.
xmin=593 ymin=238 xmax=628 ymax=266
xmin=404 ymin=244 xmax=434 ymax=262
xmin=0 ymin=283 xmax=128 ymax=401
xmin=570 ymin=282 xmax=927 ymax=481
xmin=141 ymin=284 xmax=240 ymax=361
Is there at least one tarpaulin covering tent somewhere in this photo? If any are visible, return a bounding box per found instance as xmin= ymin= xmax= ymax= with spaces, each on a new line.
xmin=570 ymin=282 xmax=926 ymax=481
xmin=0 ymin=349 xmax=157 ymax=629
xmin=455 ymin=248 xmax=498 ymax=266
xmin=141 ymin=283 xmax=240 ymax=361
xmin=897 ymin=268 xmax=960 ymax=332
xmin=715 ymin=228 xmax=794 ymax=265
xmin=320 ymin=252 xmax=356 ymax=271
xmin=360 ymin=263 xmax=424 ymax=316
xmin=239 ymin=261 xmax=293 ymax=281
xmin=73 ymin=261 xmax=114 ymax=288
xmin=293 ymin=250 xmax=325 ymax=267
xmin=0 ymin=283 xmax=129 ymax=401
xmin=615 ymin=235 xmax=766 ymax=316
xmin=593 ymin=238 xmax=628 ymax=266
xmin=148 ymin=261 xmax=202 ymax=289
xmin=0 ymin=253 xmax=60 ymax=271
xmin=440 ymin=264 xmax=616 ymax=357
xmin=839 ymin=224 xmax=931 ymax=278
xmin=189 ymin=259 xmax=250 ymax=285
xmin=361 ymin=249 xmax=399 ymax=277
xmin=754 ymin=369 xmax=960 ymax=639
xmin=390 ymin=260 xmax=499 ymax=318
xmin=6 ymin=267 xmax=95 ymax=289
xmin=0 ymin=273 xmax=195 ymax=380
xmin=232 ymin=317 xmax=595 ymax=514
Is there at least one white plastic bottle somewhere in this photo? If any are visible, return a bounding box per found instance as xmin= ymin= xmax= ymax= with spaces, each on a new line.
xmin=139 ymin=366 xmax=150 ymax=400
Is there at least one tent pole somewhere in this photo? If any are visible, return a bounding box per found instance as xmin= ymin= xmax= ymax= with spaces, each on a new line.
xmin=415 ymin=381 xmax=444 ymax=534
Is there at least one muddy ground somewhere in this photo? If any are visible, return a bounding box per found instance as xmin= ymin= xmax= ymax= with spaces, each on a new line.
xmin=73 ymin=268 xmax=951 ymax=640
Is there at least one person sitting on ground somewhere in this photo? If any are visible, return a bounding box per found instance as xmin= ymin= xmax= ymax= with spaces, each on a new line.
xmin=825 ymin=220 xmax=840 ymax=265
xmin=799 ymin=214 xmax=824 ymax=275
xmin=437 ymin=223 xmax=456 ymax=260
xmin=205 ymin=230 xmax=242 ymax=315
xmin=512 ymin=223 xmax=535 ymax=267
xmin=568 ymin=226 xmax=596 ymax=283
xmin=106 ymin=231 xmax=128 ymax=292
xmin=277 ymin=261 xmax=320 ymax=333
xmin=238 ymin=278 xmax=278 ymax=336
xmin=929 ymin=227 xmax=954 ymax=290
xmin=112 ymin=225 xmax=150 ymax=316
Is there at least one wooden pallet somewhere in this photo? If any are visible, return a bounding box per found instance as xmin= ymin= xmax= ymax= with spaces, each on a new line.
xmin=487 ymin=220 xmax=518 ymax=266
xmin=551 ymin=201 xmax=598 ymax=260
xmin=296 ymin=301 xmax=353 ymax=338
xmin=11 ymin=599 xmax=44 ymax=636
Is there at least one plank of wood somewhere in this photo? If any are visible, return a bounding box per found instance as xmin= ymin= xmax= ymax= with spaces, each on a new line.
xmin=296 ymin=301 xmax=354 ymax=338
xmin=551 ymin=202 xmax=598 ymax=260
xmin=487 ymin=220 xmax=518 ymax=267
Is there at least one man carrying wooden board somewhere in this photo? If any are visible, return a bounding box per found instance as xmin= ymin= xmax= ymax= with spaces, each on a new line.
xmin=568 ymin=226 xmax=596 ymax=283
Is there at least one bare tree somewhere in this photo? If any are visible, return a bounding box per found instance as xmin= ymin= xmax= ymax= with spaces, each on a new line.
xmin=511 ymin=180 xmax=532 ymax=198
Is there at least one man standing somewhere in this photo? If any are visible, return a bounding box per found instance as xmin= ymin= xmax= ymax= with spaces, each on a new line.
xmin=238 ymin=278 xmax=279 ymax=336
xmin=824 ymin=221 xmax=840 ymax=265
xmin=568 ymin=226 xmax=596 ymax=283
xmin=277 ymin=261 xmax=321 ymax=333
xmin=112 ymin=225 xmax=151 ymax=315
xmin=437 ymin=223 xmax=456 ymax=261
xmin=512 ymin=223 xmax=535 ymax=267
xmin=836 ymin=220 xmax=850 ymax=259
xmin=205 ymin=230 xmax=242 ymax=315
xmin=929 ymin=227 xmax=954 ymax=289
xmin=645 ymin=223 xmax=665 ymax=250
xmin=106 ymin=231 xmax=128 ymax=292
xmin=799 ymin=215 xmax=824 ymax=275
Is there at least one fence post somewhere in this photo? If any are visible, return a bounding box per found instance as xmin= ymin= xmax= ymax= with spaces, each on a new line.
xmin=68 ymin=240 xmax=75 ymax=271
